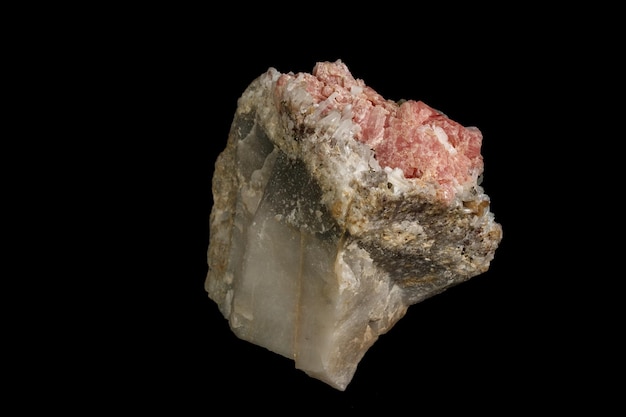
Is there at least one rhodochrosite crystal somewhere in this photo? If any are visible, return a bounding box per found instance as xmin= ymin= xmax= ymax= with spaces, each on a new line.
xmin=206 ymin=60 xmax=502 ymax=390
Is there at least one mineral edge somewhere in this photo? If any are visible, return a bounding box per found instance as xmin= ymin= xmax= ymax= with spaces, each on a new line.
xmin=206 ymin=60 xmax=502 ymax=390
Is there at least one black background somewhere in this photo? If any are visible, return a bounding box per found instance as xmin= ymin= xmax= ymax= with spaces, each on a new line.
xmin=51 ymin=5 xmax=617 ymax=414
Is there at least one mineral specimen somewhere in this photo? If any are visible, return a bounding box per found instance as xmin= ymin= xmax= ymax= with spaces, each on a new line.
xmin=206 ymin=60 xmax=502 ymax=390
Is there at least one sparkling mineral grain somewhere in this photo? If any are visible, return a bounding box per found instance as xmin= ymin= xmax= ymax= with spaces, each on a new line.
xmin=206 ymin=60 xmax=502 ymax=390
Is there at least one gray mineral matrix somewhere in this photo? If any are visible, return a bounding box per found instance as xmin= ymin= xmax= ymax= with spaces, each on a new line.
xmin=206 ymin=60 xmax=502 ymax=390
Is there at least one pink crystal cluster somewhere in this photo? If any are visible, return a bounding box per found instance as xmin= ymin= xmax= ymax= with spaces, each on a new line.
xmin=276 ymin=61 xmax=484 ymax=202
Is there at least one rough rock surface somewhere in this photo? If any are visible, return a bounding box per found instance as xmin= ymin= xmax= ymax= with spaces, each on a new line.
xmin=206 ymin=60 xmax=502 ymax=390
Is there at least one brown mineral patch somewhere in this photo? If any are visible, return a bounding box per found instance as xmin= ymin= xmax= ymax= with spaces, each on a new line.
xmin=332 ymin=201 xmax=344 ymax=218
xmin=463 ymin=199 xmax=489 ymax=217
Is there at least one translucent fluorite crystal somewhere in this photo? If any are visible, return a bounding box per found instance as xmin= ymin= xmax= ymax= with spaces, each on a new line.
xmin=206 ymin=60 xmax=502 ymax=390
